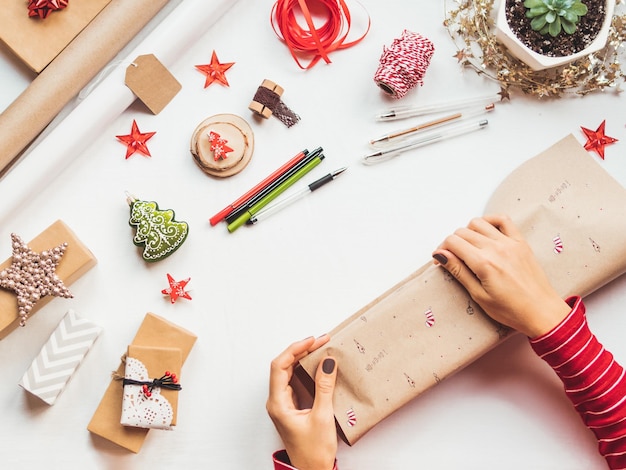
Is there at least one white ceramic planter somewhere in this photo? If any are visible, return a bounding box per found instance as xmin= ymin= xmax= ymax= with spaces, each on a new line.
xmin=495 ymin=0 xmax=615 ymax=70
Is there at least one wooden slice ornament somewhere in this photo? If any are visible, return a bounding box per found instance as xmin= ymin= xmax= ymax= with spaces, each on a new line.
xmin=190 ymin=114 xmax=254 ymax=178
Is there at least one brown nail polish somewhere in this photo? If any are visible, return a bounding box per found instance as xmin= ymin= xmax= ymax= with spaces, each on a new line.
xmin=322 ymin=358 xmax=335 ymax=374
xmin=433 ymin=253 xmax=448 ymax=265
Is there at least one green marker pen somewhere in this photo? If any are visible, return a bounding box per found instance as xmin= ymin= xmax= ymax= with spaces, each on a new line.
xmin=227 ymin=152 xmax=325 ymax=232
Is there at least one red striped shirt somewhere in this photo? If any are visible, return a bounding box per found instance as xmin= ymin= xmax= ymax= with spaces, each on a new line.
xmin=530 ymin=296 xmax=626 ymax=469
xmin=273 ymin=450 xmax=338 ymax=470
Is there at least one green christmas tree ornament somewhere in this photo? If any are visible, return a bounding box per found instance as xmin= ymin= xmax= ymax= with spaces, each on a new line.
xmin=126 ymin=193 xmax=189 ymax=262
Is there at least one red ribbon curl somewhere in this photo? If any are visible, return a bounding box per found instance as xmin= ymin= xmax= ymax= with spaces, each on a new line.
xmin=271 ymin=0 xmax=370 ymax=69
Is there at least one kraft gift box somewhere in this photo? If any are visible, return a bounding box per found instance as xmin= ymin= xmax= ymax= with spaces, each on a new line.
xmin=88 ymin=313 xmax=196 ymax=453
xmin=0 ymin=220 xmax=97 ymax=339
xmin=121 ymin=345 xmax=182 ymax=430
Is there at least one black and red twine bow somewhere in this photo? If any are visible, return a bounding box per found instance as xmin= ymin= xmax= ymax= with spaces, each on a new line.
xmin=121 ymin=371 xmax=182 ymax=397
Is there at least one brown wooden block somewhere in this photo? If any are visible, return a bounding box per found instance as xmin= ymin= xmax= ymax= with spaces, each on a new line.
xmin=248 ymin=79 xmax=284 ymax=118
xmin=0 ymin=220 xmax=97 ymax=339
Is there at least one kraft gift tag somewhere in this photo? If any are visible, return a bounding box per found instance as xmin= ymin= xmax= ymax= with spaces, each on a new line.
xmin=125 ymin=54 xmax=181 ymax=114
xmin=296 ymin=134 xmax=626 ymax=445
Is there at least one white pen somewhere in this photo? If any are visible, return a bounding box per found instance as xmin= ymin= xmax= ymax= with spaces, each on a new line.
xmin=370 ymin=103 xmax=494 ymax=147
xmin=363 ymin=120 xmax=489 ymax=165
xmin=247 ymin=167 xmax=347 ymax=224
xmin=375 ymin=94 xmax=498 ymax=121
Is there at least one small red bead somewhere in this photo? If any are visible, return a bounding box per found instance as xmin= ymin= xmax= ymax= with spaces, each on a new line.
xmin=171 ymin=373 xmax=177 ymax=380
xmin=165 ymin=371 xmax=171 ymax=376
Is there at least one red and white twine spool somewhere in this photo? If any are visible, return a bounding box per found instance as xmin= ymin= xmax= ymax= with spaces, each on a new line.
xmin=424 ymin=307 xmax=435 ymax=328
xmin=553 ymin=235 xmax=564 ymax=254
xmin=374 ymin=30 xmax=435 ymax=99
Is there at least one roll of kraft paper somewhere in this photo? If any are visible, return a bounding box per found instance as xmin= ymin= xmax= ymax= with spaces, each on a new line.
xmin=0 ymin=0 xmax=237 ymax=229
xmin=0 ymin=0 xmax=171 ymax=176
xmin=296 ymin=134 xmax=626 ymax=446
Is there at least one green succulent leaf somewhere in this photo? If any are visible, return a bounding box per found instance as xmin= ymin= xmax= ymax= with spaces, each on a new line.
xmin=527 ymin=5 xmax=550 ymax=16
xmin=524 ymin=0 xmax=547 ymax=7
xmin=530 ymin=15 xmax=548 ymax=30
xmin=549 ymin=16 xmax=562 ymax=36
xmin=562 ymin=18 xmax=577 ymax=34
xmin=562 ymin=11 xmax=578 ymax=23
xmin=570 ymin=2 xmax=588 ymax=15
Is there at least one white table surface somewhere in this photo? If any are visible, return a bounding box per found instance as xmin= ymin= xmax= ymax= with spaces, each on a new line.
xmin=1 ymin=0 xmax=626 ymax=468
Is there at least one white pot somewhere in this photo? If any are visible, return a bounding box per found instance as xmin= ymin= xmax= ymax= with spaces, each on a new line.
xmin=495 ymin=0 xmax=615 ymax=70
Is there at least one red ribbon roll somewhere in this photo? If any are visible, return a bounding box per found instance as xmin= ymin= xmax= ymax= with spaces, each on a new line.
xmin=271 ymin=0 xmax=370 ymax=69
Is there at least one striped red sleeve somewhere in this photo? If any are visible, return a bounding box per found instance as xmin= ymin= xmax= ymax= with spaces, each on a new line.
xmin=273 ymin=450 xmax=338 ymax=470
xmin=530 ymin=296 xmax=626 ymax=469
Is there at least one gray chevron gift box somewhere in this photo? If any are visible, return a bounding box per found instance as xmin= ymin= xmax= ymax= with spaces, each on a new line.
xmin=19 ymin=309 xmax=102 ymax=405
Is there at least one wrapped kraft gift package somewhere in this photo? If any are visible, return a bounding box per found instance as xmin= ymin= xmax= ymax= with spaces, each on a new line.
xmin=120 ymin=345 xmax=182 ymax=430
xmin=88 ymin=313 xmax=196 ymax=453
xmin=295 ymin=134 xmax=626 ymax=445
xmin=0 ymin=220 xmax=97 ymax=339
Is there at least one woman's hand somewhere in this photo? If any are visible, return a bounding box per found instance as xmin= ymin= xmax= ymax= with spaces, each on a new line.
xmin=267 ymin=335 xmax=338 ymax=470
xmin=432 ymin=214 xmax=571 ymax=338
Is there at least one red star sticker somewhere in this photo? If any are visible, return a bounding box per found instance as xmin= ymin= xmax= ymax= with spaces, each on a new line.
xmin=208 ymin=131 xmax=234 ymax=160
xmin=195 ymin=51 xmax=234 ymax=88
xmin=115 ymin=120 xmax=156 ymax=159
xmin=161 ymin=274 xmax=192 ymax=304
xmin=581 ymin=120 xmax=618 ymax=160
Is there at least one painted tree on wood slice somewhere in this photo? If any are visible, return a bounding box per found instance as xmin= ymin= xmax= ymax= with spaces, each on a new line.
xmin=127 ymin=194 xmax=189 ymax=262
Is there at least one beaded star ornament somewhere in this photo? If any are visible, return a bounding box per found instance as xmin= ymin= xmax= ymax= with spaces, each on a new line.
xmin=0 ymin=233 xmax=72 ymax=326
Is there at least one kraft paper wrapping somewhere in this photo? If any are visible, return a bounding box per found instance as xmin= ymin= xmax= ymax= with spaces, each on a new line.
xmin=0 ymin=0 xmax=171 ymax=175
xmin=297 ymin=134 xmax=626 ymax=445
xmin=87 ymin=313 xmax=196 ymax=453
xmin=0 ymin=0 xmax=111 ymax=73
xmin=0 ymin=220 xmax=97 ymax=340
xmin=0 ymin=0 xmax=237 ymax=230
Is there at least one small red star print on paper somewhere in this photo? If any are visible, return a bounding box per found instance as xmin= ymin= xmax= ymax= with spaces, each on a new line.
xmin=116 ymin=120 xmax=156 ymax=159
xmin=581 ymin=120 xmax=618 ymax=160
xmin=161 ymin=273 xmax=192 ymax=304
xmin=195 ymin=51 xmax=234 ymax=88
xmin=208 ymin=131 xmax=233 ymax=160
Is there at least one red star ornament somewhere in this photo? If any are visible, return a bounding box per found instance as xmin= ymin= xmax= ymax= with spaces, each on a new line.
xmin=581 ymin=120 xmax=618 ymax=160
xmin=208 ymin=131 xmax=234 ymax=160
xmin=161 ymin=273 xmax=192 ymax=304
xmin=116 ymin=120 xmax=156 ymax=159
xmin=195 ymin=51 xmax=234 ymax=88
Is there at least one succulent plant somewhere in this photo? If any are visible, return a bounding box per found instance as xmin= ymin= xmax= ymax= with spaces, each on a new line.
xmin=523 ymin=0 xmax=588 ymax=37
